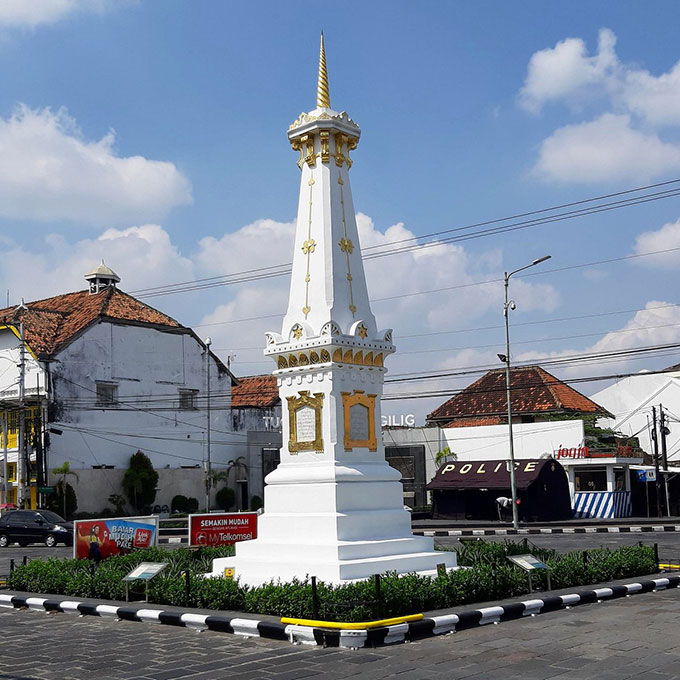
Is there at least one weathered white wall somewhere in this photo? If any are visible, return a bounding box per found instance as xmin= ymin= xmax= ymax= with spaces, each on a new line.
xmin=52 ymin=467 xmax=237 ymax=514
xmin=593 ymin=372 xmax=680 ymax=463
xmin=47 ymin=321 xmax=240 ymax=471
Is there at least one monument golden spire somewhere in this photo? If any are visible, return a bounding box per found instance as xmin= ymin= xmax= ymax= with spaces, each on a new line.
xmin=316 ymin=32 xmax=330 ymax=108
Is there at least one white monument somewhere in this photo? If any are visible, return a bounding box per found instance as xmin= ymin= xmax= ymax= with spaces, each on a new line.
xmin=212 ymin=35 xmax=456 ymax=586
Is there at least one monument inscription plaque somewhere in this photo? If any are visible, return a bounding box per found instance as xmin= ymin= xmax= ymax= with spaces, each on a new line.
xmin=286 ymin=391 xmax=324 ymax=452
xmin=296 ymin=406 xmax=316 ymax=442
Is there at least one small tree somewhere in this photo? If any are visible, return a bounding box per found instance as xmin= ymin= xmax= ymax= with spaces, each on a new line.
xmin=122 ymin=451 xmax=158 ymax=512
xmin=435 ymin=447 xmax=456 ymax=466
xmin=215 ymin=486 xmax=235 ymax=511
xmin=51 ymin=461 xmax=79 ymax=519
xmin=108 ymin=494 xmax=127 ymax=515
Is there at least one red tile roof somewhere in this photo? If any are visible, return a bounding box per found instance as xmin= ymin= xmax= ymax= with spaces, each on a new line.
xmin=427 ymin=365 xmax=610 ymax=425
xmin=231 ymin=375 xmax=279 ymax=408
xmin=443 ymin=416 xmax=502 ymax=428
xmin=0 ymin=287 xmax=181 ymax=358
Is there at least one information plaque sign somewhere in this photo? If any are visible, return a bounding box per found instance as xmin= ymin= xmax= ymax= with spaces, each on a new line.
xmin=122 ymin=561 xmax=167 ymax=602
xmin=507 ymin=553 xmax=551 ymax=592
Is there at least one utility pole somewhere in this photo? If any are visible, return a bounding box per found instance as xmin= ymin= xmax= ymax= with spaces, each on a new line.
xmin=17 ymin=322 xmax=26 ymax=509
xmin=651 ymin=406 xmax=662 ymax=517
xmin=659 ymin=405 xmax=671 ymax=516
xmin=2 ymin=413 xmax=7 ymax=505
xmin=204 ymin=337 xmax=212 ymax=513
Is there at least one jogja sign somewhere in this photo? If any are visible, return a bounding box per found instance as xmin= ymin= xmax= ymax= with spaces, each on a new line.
xmin=555 ymin=445 xmax=637 ymax=459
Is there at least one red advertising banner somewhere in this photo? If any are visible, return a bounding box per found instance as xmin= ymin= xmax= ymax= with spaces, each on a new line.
xmin=74 ymin=516 xmax=159 ymax=561
xmin=188 ymin=512 xmax=258 ymax=547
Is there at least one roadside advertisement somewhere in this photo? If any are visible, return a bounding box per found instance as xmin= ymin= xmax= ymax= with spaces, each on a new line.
xmin=188 ymin=512 xmax=258 ymax=547
xmin=74 ymin=515 xmax=159 ymax=560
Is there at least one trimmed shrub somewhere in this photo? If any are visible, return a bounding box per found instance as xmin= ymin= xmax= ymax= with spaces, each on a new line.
xmin=249 ymin=495 xmax=263 ymax=511
xmin=171 ymin=495 xmax=199 ymax=514
xmin=6 ymin=541 xmax=658 ymax=623
xmin=215 ymin=486 xmax=235 ymax=511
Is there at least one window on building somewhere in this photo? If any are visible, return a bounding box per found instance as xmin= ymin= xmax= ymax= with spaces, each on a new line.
xmin=574 ymin=467 xmax=607 ymax=492
xmin=614 ymin=467 xmax=626 ymax=491
xmin=96 ymin=382 xmax=118 ymax=406
xmin=179 ymin=389 xmax=198 ymax=410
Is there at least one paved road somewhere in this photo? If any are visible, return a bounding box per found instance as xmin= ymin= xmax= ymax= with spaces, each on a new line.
xmin=2 ymin=532 xmax=680 ymax=581
xmin=432 ymin=531 xmax=680 ymax=562
xmin=1 ymin=582 xmax=680 ymax=679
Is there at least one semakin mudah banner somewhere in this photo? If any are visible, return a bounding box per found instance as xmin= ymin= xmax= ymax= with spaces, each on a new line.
xmin=74 ymin=516 xmax=158 ymax=561
xmin=188 ymin=512 xmax=258 ymax=547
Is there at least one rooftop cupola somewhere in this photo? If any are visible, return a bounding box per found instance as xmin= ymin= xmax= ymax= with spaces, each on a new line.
xmin=85 ymin=260 xmax=120 ymax=294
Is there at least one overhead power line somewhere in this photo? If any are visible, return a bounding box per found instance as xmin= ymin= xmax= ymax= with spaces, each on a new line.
xmin=129 ymin=178 xmax=680 ymax=300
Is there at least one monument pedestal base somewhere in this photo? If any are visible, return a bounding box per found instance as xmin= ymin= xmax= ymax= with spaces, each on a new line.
xmin=210 ymin=541 xmax=457 ymax=586
xmin=209 ymin=464 xmax=457 ymax=585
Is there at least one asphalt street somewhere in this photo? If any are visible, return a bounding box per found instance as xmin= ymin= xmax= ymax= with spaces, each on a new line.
xmin=5 ymin=530 xmax=680 ymax=580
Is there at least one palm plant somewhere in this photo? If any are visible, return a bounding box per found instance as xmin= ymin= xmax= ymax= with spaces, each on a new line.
xmin=51 ymin=461 xmax=79 ymax=519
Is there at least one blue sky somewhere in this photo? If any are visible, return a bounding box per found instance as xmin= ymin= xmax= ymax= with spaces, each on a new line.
xmin=1 ymin=0 xmax=680 ymax=422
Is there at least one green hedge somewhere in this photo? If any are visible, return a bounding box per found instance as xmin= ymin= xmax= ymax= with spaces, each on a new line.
xmin=7 ymin=541 xmax=657 ymax=622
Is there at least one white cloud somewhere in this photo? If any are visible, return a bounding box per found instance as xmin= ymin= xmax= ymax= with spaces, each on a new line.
xmin=623 ymin=61 xmax=680 ymax=127
xmin=521 ymin=29 xmax=680 ymax=184
xmin=0 ymin=0 xmax=116 ymax=28
xmin=0 ymin=224 xmax=194 ymax=305
xmin=0 ymin=105 xmax=192 ymax=226
xmin=632 ymin=219 xmax=680 ymax=269
xmin=193 ymin=214 xmax=559 ymax=378
xmin=512 ymin=301 xmax=680 ymax=378
xmin=533 ymin=113 xmax=680 ymax=184
xmin=519 ymin=28 xmax=618 ymax=114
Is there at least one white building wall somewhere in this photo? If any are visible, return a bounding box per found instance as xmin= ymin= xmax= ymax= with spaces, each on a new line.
xmin=0 ymin=328 xmax=47 ymax=400
xmin=48 ymin=322 xmax=238 ymax=471
xmin=592 ymin=372 xmax=680 ymax=463
xmin=384 ymin=420 xmax=586 ymax=491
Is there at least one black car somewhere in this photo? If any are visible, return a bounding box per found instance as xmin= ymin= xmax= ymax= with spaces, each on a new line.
xmin=0 ymin=509 xmax=73 ymax=547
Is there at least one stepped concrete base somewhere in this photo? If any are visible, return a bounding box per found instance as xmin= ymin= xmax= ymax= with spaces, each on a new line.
xmin=210 ymin=536 xmax=457 ymax=586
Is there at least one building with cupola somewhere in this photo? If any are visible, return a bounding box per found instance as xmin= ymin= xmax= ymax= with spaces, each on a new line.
xmin=0 ymin=264 xmax=237 ymax=513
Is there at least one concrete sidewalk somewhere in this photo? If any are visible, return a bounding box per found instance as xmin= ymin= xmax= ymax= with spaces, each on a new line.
xmin=413 ymin=516 xmax=680 ymax=536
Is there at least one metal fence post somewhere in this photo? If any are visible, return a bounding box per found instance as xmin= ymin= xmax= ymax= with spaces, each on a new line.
xmin=311 ymin=576 xmax=319 ymax=620
xmin=374 ymin=574 xmax=383 ymax=619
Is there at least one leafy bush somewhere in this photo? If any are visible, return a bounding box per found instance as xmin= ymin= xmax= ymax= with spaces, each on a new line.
xmin=215 ymin=486 xmax=235 ymax=511
xmin=171 ymin=495 xmax=199 ymax=514
xmin=7 ymin=541 xmax=658 ymax=622
xmin=46 ymin=482 xmax=77 ymax=520
xmin=249 ymin=495 xmax=263 ymax=511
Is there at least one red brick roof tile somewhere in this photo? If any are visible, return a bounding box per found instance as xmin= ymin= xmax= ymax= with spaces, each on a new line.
xmin=427 ymin=365 xmax=609 ymax=424
xmin=0 ymin=287 xmax=181 ymax=358
xmin=231 ymin=375 xmax=279 ymax=408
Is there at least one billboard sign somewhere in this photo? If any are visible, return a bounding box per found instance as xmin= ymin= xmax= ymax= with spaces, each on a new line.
xmin=188 ymin=512 xmax=258 ymax=547
xmin=74 ymin=516 xmax=159 ymax=560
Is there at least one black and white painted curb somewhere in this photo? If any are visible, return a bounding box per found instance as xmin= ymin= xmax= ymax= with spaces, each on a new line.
xmin=0 ymin=593 xmax=289 ymax=641
xmin=2 ymin=575 xmax=679 ymax=649
xmin=415 ymin=524 xmax=680 ymax=537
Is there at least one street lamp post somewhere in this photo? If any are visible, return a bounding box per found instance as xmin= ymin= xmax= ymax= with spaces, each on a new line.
xmin=503 ymin=255 xmax=551 ymax=530
xmin=205 ymin=337 xmax=212 ymax=513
